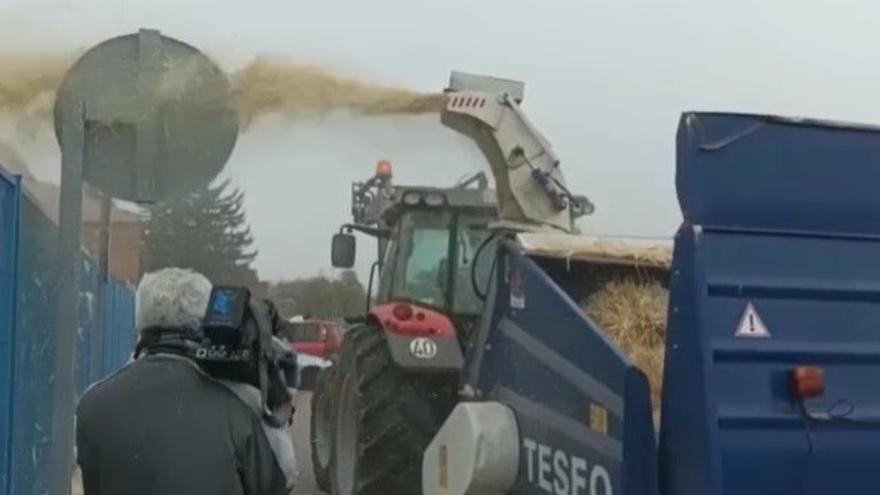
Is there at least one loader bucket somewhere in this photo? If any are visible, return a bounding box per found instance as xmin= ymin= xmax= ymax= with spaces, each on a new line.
xmin=661 ymin=112 xmax=880 ymax=495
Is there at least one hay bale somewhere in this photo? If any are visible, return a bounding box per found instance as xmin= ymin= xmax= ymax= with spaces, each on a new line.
xmin=582 ymin=278 xmax=668 ymax=410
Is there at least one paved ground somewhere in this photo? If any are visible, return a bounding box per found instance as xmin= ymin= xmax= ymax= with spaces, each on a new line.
xmin=292 ymin=391 xmax=325 ymax=494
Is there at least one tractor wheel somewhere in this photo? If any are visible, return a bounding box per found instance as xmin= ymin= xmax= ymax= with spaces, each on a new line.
xmin=310 ymin=366 xmax=336 ymax=492
xmin=331 ymin=325 xmax=456 ymax=495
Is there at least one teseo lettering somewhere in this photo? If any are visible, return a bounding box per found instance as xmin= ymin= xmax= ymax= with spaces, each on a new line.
xmin=522 ymin=438 xmax=612 ymax=495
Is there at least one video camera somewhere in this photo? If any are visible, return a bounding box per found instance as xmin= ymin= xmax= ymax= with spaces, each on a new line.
xmin=195 ymin=286 xmax=299 ymax=426
xmin=199 ymin=286 xmax=259 ymax=361
xmin=133 ymin=284 xmax=300 ymax=425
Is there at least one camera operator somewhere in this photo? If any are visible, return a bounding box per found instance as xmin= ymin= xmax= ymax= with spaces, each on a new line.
xmin=75 ymin=268 xmax=297 ymax=495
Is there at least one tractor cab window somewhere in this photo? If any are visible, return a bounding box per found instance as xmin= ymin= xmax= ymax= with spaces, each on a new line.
xmin=375 ymin=238 xmax=397 ymax=303
xmin=392 ymin=209 xmax=494 ymax=314
xmin=453 ymin=214 xmax=495 ymax=315
xmin=394 ymin=211 xmax=452 ymax=308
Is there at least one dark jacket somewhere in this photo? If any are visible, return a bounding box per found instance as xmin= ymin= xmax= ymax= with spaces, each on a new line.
xmin=76 ymin=354 xmax=292 ymax=495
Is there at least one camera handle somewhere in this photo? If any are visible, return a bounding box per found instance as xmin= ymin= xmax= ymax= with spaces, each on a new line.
xmin=249 ymin=299 xmax=289 ymax=428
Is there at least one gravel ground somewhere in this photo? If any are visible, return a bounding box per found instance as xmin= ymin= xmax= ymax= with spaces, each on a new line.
xmin=292 ymin=391 xmax=324 ymax=494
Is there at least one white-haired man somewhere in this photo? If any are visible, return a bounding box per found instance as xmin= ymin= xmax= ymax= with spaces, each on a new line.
xmin=75 ymin=268 xmax=295 ymax=495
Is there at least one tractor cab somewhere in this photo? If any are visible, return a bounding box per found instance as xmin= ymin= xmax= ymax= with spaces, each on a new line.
xmin=331 ymin=162 xmax=497 ymax=325
xmin=374 ymin=185 xmax=497 ymax=316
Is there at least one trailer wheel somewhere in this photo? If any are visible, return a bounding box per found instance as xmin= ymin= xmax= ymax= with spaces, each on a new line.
xmin=331 ymin=325 xmax=456 ymax=495
xmin=310 ymin=367 xmax=336 ymax=492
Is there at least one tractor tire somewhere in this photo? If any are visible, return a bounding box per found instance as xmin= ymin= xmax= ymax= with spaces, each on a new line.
xmin=331 ymin=325 xmax=457 ymax=495
xmin=310 ymin=366 xmax=336 ymax=492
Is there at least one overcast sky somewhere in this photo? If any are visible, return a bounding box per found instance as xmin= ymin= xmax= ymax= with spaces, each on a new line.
xmin=2 ymin=0 xmax=880 ymax=281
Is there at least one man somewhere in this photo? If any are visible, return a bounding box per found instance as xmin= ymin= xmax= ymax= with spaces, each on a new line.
xmin=76 ymin=268 xmax=295 ymax=494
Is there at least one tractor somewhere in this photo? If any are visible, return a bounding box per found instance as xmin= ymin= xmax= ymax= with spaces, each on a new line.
xmin=310 ymin=163 xmax=502 ymax=492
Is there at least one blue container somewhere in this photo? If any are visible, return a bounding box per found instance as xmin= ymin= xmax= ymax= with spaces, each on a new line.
xmin=661 ymin=112 xmax=880 ymax=495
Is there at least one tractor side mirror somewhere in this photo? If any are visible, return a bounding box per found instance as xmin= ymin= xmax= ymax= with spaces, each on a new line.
xmin=331 ymin=233 xmax=356 ymax=268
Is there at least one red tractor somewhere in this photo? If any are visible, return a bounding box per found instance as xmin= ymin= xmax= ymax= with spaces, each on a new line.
xmin=310 ymin=161 xmax=499 ymax=492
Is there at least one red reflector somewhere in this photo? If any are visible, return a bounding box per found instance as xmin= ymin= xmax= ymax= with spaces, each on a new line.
xmin=792 ymin=366 xmax=825 ymax=400
xmin=392 ymin=303 xmax=414 ymax=321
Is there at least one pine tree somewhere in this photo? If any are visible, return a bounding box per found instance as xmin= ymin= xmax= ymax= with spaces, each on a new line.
xmin=141 ymin=179 xmax=261 ymax=289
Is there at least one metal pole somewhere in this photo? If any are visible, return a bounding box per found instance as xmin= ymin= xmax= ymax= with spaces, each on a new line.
xmin=49 ymin=98 xmax=85 ymax=495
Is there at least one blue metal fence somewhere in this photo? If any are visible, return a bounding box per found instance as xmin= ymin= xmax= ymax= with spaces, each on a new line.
xmin=100 ymin=282 xmax=136 ymax=377
xmin=0 ymin=172 xmax=21 ymax=495
xmin=0 ymin=169 xmax=136 ymax=495
xmin=12 ymin=187 xmax=62 ymax=495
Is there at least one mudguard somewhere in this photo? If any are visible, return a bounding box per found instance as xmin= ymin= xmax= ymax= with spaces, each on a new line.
xmin=464 ymin=241 xmax=657 ymax=495
xmin=368 ymin=302 xmax=464 ymax=372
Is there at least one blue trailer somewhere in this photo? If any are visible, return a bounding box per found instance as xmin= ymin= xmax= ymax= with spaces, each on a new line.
xmin=423 ymin=111 xmax=880 ymax=495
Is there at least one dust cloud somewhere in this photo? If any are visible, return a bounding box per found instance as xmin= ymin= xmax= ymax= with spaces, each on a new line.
xmin=232 ymin=56 xmax=446 ymax=126
xmin=0 ymin=52 xmax=446 ymax=129
xmin=0 ymin=52 xmax=76 ymax=121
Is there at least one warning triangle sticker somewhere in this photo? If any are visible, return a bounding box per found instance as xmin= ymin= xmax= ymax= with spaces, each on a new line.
xmin=734 ymin=303 xmax=771 ymax=338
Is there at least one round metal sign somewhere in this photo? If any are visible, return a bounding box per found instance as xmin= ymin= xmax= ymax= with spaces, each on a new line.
xmin=54 ymin=29 xmax=239 ymax=202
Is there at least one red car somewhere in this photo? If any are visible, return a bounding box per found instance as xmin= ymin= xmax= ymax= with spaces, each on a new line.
xmin=282 ymin=319 xmax=345 ymax=360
